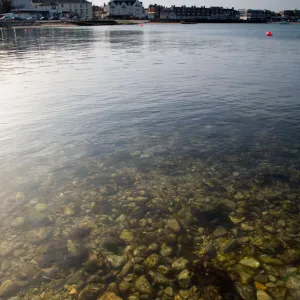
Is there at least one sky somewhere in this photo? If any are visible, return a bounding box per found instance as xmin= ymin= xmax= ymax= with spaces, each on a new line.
xmin=95 ymin=0 xmax=299 ymax=11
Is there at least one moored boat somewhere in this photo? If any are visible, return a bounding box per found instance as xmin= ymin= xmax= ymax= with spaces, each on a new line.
xmin=279 ymin=21 xmax=291 ymax=24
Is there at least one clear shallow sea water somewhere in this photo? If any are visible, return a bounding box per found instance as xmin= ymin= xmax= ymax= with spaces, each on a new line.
xmin=0 ymin=24 xmax=300 ymax=299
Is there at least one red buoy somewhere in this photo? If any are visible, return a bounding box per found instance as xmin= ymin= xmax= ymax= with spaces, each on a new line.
xmin=266 ymin=31 xmax=273 ymax=36
xmin=140 ymin=24 xmax=144 ymax=27
xmin=24 ymin=29 xmax=28 ymax=32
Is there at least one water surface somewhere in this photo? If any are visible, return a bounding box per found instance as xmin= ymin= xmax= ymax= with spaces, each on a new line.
xmin=0 ymin=24 xmax=300 ymax=299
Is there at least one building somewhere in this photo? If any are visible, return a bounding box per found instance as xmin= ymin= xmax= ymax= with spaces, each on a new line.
xmin=149 ymin=5 xmax=239 ymax=21
xmin=107 ymin=0 xmax=144 ymax=19
xmin=238 ymin=9 xmax=271 ymax=21
xmin=56 ymin=0 xmax=92 ymax=18
xmin=11 ymin=0 xmax=92 ymax=18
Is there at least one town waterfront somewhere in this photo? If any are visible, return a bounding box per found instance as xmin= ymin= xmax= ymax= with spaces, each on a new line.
xmin=0 ymin=24 xmax=300 ymax=299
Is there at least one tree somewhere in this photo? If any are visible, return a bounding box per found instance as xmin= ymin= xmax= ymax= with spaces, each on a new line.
xmin=0 ymin=1 xmax=12 ymax=13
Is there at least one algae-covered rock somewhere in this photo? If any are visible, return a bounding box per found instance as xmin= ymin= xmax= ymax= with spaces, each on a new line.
xmin=143 ymin=254 xmax=160 ymax=270
xmin=135 ymin=275 xmax=152 ymax=294
xmin=220 ymin=238 xmax=239 ymax=254
xmin=253 ymin=236 xmax=284 ymax=254
xmin=239 ymin=257 xmax=261 ymax=269
xmin=98 ymin=292 xmax=122 ymax=300
xmin=256 ymin=290 xmax=272 ymax=300
xmin=149 ymin=270 xmax=171 ymax=285
xmin=78 ymin=284 xmax=105 ymax=300
xmin=286 ymin=275 xmax=300 ymax=290
xmin=236 ymin=266 xmax=256 ymax=285
xmin=202 ymin=243 xmax=217 ymax=258
xmin=177 ymin=269 xmax=192 ymax=289
xmin=164 ymin=286 xmax=174 ymax=297
xmin=157 ymin=265 xmax=171 ymax=275
xmin=259 ymin=256 xmax=283 ymax=265
xmin=166 ymin=219 xmax=181 ymax=232
xmin=119 ymin=281 xmax=132 ymax=294
xmin=160 ymin=244 xmax=173 ymax=257
xmin=106 ymin=255 xmax=125 ymax=269
xmin=213 ymin=227 xmax=228 ymax=237
xmin=133 ymin=264 xmax=144 ymax=275
xmin=172 ymin=257 xmax=189 ymax=272
xmin=120 ymin=230 xmax=134 ymax=243
xmin=35 ymin=203 xmax=47 ymax=212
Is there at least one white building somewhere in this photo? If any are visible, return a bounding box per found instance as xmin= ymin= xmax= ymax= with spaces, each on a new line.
xmin=107 ymin=0 xmax=144 ymax=19
xmin=56 ymin=0 xmax=92 ymax=18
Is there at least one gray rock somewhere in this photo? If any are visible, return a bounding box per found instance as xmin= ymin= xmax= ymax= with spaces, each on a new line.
xmin=67 ymin=240 xmax=87 ymax=258
xmin=239 ymin=257 xmax=261 ymax=269
xmin=213 ymin=227 xmax=228 ymax=237
xmin=106 ymin=255 xmax=125 ymax=269
xmin=172 ymin=257 xmax=189 ymax=272
xmin=135 ymin=275 xmax=152 ymax=294
xmin=1 ymin=260 xmax=12 ymax=272
xmin=177 ymin=269 xmax=192 ymax=289
xmin=143 ymin=254 xmax=160 ymax=270
xmin=166 ymin=219 xmax=181 ymax=232
xmin=256 ymin=290 xmax=272 ymax=300
xmin=10 ymin=217 xmax=25 ymax=228
xmin=35 ymin=203 xmax=47 ymax=212
xmin=160 ymin=244 xmax=173 ymax=257
xmin=286 ymin=275 xmax=300 ymax=289
xmin=221 ymin=239 xmax=239 ymax=254
xmin=0 ymin=245 xmax=12 ymax=258
xmin=101 ymin=237 xmax=124 ymax=252
xmin=66 ymin=270 xmax=84 ymax=284
xmin=0 ymin=280 xmax=20 ymax=297
xmin=41 ymin=266 xmax=59 ymax=279
xmin=254 ymin=274 xmax=268 ymax=284
xmin=24 ymin=228 xmax=53 ymax=244
xmin=13 ymin=250 xmax=25 ymax=257
xmin=222 ymin=200 xmax=237 ymax=211
xmin=14 ymin=262 xmax=38 ymax=280
xmin=26 ymin=210 xmax=50 ymax=226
